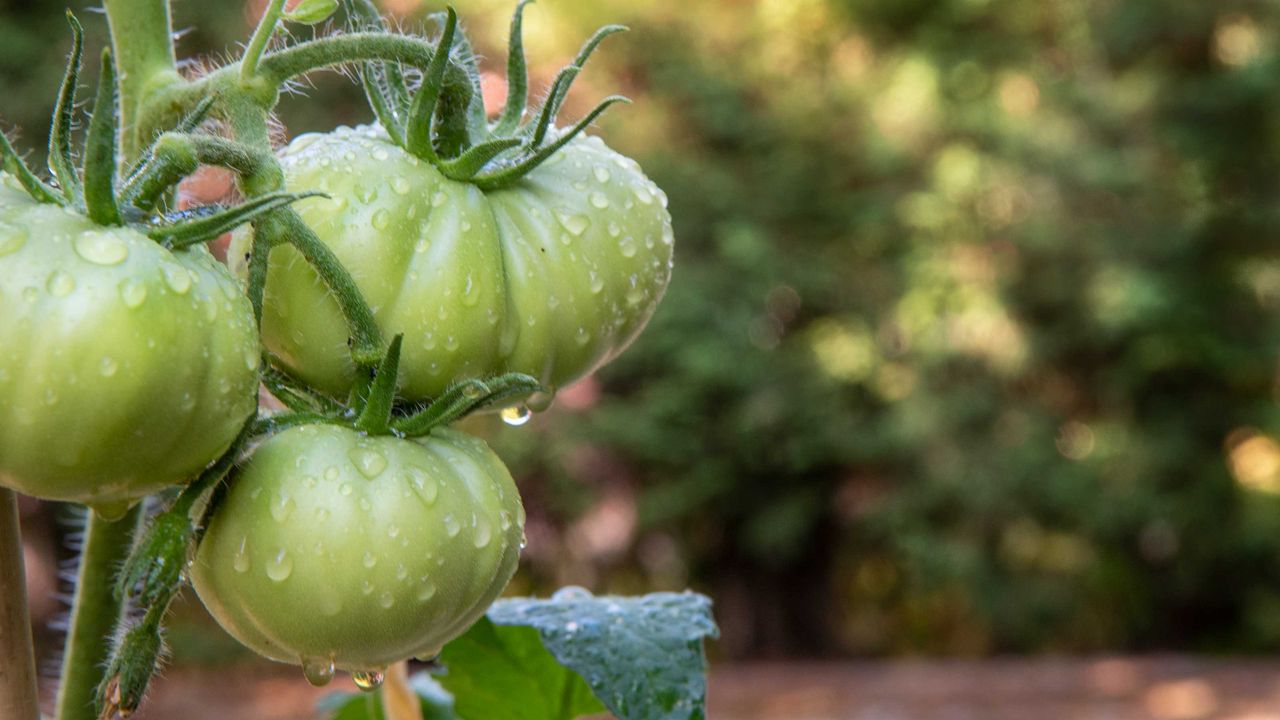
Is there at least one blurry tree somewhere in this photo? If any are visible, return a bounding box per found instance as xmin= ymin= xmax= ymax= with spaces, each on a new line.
xmin=6 ymin=0 xmax=1280 ymax=660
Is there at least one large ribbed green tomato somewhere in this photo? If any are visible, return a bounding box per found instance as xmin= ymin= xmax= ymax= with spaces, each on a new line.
xmin=231 ymin=125 xmax=673 ymax=401
xmin=0 ymin=178 xmax=260 ymax=511
xmin=191 ymin=424 xmax=525 ymax=679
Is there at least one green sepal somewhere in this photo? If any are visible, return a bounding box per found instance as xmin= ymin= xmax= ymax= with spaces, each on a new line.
xmin=355 ymin=334 xmax=404 ymax=435
xmin=0 ymin=132 xmax=62 ymax=204
xmin=392 ymin=373 xmax=546 ymax=436
xmin=424 ymin=9 xmax=487 ymax=141
xmin=405 ymin=6 xmax=458 ymax=161
xmin=118 ymin=134 xmax=200 ymax=213
xmin=49 ymin=11 xmax=84 ymax=203
xmin=84 ymin=51 xmax=123 ymax=226
xmin=349 ymin=0 xmax=408 ymax=146
xmin=529 ymin=66 xmax=580 ymax=148
xmin=113 ymin=511 xmax=189 ymax=607
xmin=263 ymin=359 xmax=343 ymax=414
xmin=492 ymin=0 xmax=535 ymax=136
xmin=120 ymin=96 xmax=215 ymax=202
xmin=148 ymin=191 xmax=323 ymax=249
xmin=96 ymin=605 xmax=167 ymax=720
xmin=437 ymin=137 xmax=522 ymax=181
xmin=474 ymin=96 xmax=630 ymax=190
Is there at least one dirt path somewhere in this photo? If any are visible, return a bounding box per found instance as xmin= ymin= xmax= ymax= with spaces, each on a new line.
xmin=117 ymin=656 xmax=1280 ymax=719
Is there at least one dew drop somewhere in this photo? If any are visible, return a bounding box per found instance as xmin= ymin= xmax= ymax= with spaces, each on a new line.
xmin=372 ymin=147 xmax=390 ymax=161
xmin=619 ymin=236 xmax=638 ymax=258
xmin=371 ymin=209 xmax=390 ymax=230
xmin=270 ymin=493 xmax=296 ymax=522
xmin=500 ymin=405 xmax=532 ymax=426
xmin=302 ymin=657 xmax=335 ymax=687
xmin=357 ymin=185 xmax=378 ymax=204
xmin=662 ymin=224 xmax=675 ymax=246
xmin=349 ymin=447 xmax=388 ymax=478
xmin=575 ymin=327 xmax=591 ymax=346
xmin=593 ymin=165 xmax=611 ymax=183
xmin=431 ymin=191 xmax=447 ymax=208
xmin=633 ymin=185 xmax=655 ymax=205
xmin=379 ymin=591 xmax=395 ymax=609
xmin=443 ymin=514 xmax=461 ymax=537
xmin=0 ymin=221 xmax=26 ymax=256
xmin=363 ymin=550 xmax=378 ymax=568
xmin=415 ymin=238 xmax=431 ymax=254
xmin=74 ymin=231 xmax=129 ymax=265
xmin=473 ymin=515 xmax=493 ymax=548
xmin=461 ymin=273 xmax=478 ymax=306
xmin=417 ymin=576 xmax=437 ymax=601
xmin=607 ymin=221 xmax=621 ymax=238
xmin=266 ymin=549 xmax=293 ymax=581
xmin=554 ymin=209 xmax=590 ymax=236
xmin=324 ymin=466 xmax=340 ymax=481
xmin=315 ymin=507 xmax=330 ymax=522
xmin=47 ymin=271 xmax=75 ymax=297
xmin=590 ymin=192 xmax=611 ymax=209
xmin=352 ymin=671 xmax=385 ymax=692
xmin=339 ymin=483 xmax=353 ymax=496
xmin=163 ymin=265 xmax=192 ymax=294
xmin=99 ymin=356 xmax=118 ymax=377
xmin=233 ymin=538 xmax=251 ymax=573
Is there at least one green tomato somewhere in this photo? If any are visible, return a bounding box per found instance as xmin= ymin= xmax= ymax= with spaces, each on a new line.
xmin=190 ymin=423 xmax=525 ymax=680
xmin=0 ymin=178 xmax=260 ymax=512
xmin=231 ymin=126 xmax=674 ymax=401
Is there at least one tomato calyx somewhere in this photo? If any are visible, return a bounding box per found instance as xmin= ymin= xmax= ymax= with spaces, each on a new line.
xmin=352 ymin=2 xmax=631 ymax=189
xmin=260 ymin=334 xmax=547 ymax=440
xmin=0 ymin=12 xmax=314 ymax=248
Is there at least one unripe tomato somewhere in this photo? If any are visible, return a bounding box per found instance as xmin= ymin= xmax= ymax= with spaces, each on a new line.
xmin=190 ymin=424 xmax=525 ymax=680
xmin=231 ymin=126 xmax=674 ymax=401
xmin=0 ymin=179 xmax=260 ymax=512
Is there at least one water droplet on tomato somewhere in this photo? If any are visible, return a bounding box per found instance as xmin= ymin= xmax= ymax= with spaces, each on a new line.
xmin=352 ymin=670 xmax=384 ymax=692
xmin=588 ymin=272 xmax=604 ymax=295
xmin=315 ymin=507 xmax=330 ymax=522
xmin=443 ymin=513 xmax=461 ymax=537
xmin=593 ymin=165 xmax=611 ymax=183
xmin=415 ymin=237 xmax=431 ymax=253
xmin=379 ymin=591 xmax=395 ymax=609
xmin=371 ymin=209 xmax=390 ymax=230
xmin=339 ymin=482 xmax=353 ymax=496
xmin=619 ymin=236 xmax=637 ymax=258
xmin=431 ymin=191 xmax=447 ymax=208
xmin=74 ymin=231 xmax=129 ymax=265
xmin=99 ymin=356 xmax=118 ymax=377
xmin=607 ymin=221 xmax=621 ymax=238
xmin=633 ymin=185 xmax=655 ymax=205
xmin=233 ymin=538 xmax=251 ymax=573
xmin=47 ymin=271 xmax=75 ymax=297
xmin=590 ymin=192 xmax=611 ymax=209
xmin=372 ymin=147 xmax=390 ymax=161
xmin=662 ymin=224 xmax=675 ymax=246
xmin=417 ymin=577 xmax=437 ymax=601
xmin=270 ymin=493 xmax=296 ymax=522
xmin=324 ymin=466 xmax=340 ymax=481
xmin=357 ymin=185 xmax=378 ymax=204
xmin=363 ymin=550 xmax=378 ymax=568
xmin=501 ymin=405 xmax=532 ymax=426
xmin=473 ymin=515 xmax=493 ymax=548
xmin=0 ymin=221 xmax=27 ymax=256
xmin=555 ymin=209 xmax=590 ymax=236
xmin=302 ymin=657 xmax=335 ymax=687
xmin=265 ymin=549 xmax=293 ymax=581
xmin=162 ymin=265 xmax=192 ymax=294
xmin=349 ymin=447 xmax=388 ymax=478
xmin=575 ymin=327 xmax=591 ymax=346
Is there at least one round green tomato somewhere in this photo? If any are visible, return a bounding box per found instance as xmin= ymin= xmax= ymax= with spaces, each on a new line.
xmin=0 ymin=178 xmax=260 ymax=511
xmin=190 ymin=424 xmax=525 ymax=677
xmin=231 ymin=126 xmax=674 ymax=401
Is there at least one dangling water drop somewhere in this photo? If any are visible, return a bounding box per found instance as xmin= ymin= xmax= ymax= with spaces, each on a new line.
xmin=47 ymin=271 xmax=75 ymax=297
xmin=163 ymin=265 xmax=192 ymax=294
xmin=443 ymin=514 xmax=461 ymax=537
xmin=501 ymin=405 xmax=532 ymax=426
xmin=99 ymin=356 xmax=119 ymax=377
xmin=119 ymin=279 xmax=147 ymax=308
xmin=0 ymin=221 xmax=27 ymax=256
xmin=302 ymin=657 xmax=335 ymax=687
xmin=371 ymin=209 xmax=390 ymax=230
xmin=265 ymin=549 xmax=293 ymax=582
xmin=352 ymin=670 xmax=385 ymax=692
xmin=590 ymin=192 xmax=611 ymax=209
xmin=554 ymin=209 xmax=590 ymax=236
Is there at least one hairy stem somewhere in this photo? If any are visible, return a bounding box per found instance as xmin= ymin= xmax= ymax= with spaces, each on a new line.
xmin=381 ymin=661 xmax=424 ymax=720
xmin=103 ymin=0 xmax=178 ymax=162
xmin=54 ymin=506 xmax=144 ymax=720
xmin=0 ymin=490 xmax=39 ymax=720
xmin=241 ymin=0 xmax=288 ymax=82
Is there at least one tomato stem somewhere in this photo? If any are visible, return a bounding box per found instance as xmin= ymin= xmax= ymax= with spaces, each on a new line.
xmin=54 ymin=505 xmax=144 ymax=720
xmin=103 ymin=0 xmax=179 ymax=162
xmin=0 ymin=489 xmax=40 ymax=720
xmin=381 ymin=661 xmax=425 ymax=720
xmin=241 ymin=0 xmax=289 ymax=83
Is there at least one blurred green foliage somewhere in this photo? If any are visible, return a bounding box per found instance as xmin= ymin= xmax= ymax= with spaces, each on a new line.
xmin=8 ymin=0 xmax=1280 ymax=659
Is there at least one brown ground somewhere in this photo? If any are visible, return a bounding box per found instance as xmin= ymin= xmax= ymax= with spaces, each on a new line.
xmin=108 ymin=656 xmax=1280 ymax=720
